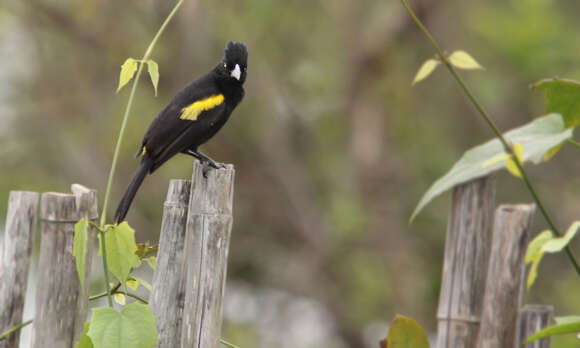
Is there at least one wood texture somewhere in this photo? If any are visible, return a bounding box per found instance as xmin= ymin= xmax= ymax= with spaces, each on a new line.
xmin=0 ymin=191 xmax=39 ymax=348
xmin=518 ymin=304 xmax=554 ymax=348
xmin=151 ymin=179 xmax=191 ymax=348
xmin=31 ymin=185 xmax=98 ymax=348
xmin=436 ymin=176 xmax=496 ymax=348
xmin=476 ymin=203 xmax=536 ymax=348
xmin=181 ymin=161 xmax=234 ymax=348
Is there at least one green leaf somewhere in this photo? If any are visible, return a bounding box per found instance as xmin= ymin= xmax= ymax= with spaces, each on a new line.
xmin=134 ymin=277 xmax=152 ymax=291
xmin=448 ymin=50 xmax=484 ymax=70
xmin=534 ymin=78 xmax=580 ymax=128
xmin=412 ymin=59 xmax=440 ymax=85
xmin=99 ymin=222 xmax=141 ymax=284
xmin=73 ymin=218 xmax=89 ymax=291
xmin=411 ymin=114 xmax=572 ymax=221
xmin=525 ymin=321 xmax=580 ymax=343
xmin=144 ymin=256 xmax=156 ymax=270
xmin=136 ymin=242 xmax=158 ymax=258
xmin=126 ymin=279 xmax=139 ymax=291
xmin=146 ymin=60 xmax=159 ymax=96
xmin=524 ymin=230 xmax=553 ymax=289
xmin=75 ymin=322 xmax=94 ymax=348
xmin=114 ymin=293 xmax=126 ymax=306
xmin=385 ymin=315 xmax=430 ymax=348
xmin=524 ymin=222 xmax=580 ymax=289
xmin=542 ymin=221 xmax=580 ymax=253
xmin=117 ymin=58 xmax=138 ymax=93
xmin=555 ymin=316 xmax=580 ymax=325
xmin=505 ymin=142 xmax=524 ymax=178
xmin=88 ymin=302 xmax=157 ymax=348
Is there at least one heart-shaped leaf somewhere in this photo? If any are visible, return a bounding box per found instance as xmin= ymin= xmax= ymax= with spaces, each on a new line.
xmin=411 ymin=113 xmax=572 ymax=221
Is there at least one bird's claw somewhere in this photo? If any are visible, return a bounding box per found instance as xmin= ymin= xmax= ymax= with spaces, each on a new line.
xmin=201 ymin=160 xmax=226 ymax=178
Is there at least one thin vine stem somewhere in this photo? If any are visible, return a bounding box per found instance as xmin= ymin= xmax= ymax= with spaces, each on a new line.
xmin=567 ymin=138 xmax=580 ymax=148
xmin=99 ymin=229 xmax=114 ymax=307
xmin=220 ymin=338 xmax=241 ymax=348
xmin=0 ymin=320 xmax=32 ymax=341
xmin=96 ymin=0 xmax=184 ymax=307
xmin=400 ymin=0 xmax=580 ymax=275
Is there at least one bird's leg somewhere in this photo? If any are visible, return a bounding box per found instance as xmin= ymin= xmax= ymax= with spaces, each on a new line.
xmin=184 ymin=150 xmax=225 ymax=177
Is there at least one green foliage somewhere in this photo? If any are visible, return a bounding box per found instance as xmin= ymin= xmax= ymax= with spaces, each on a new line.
xmin=146 ymin=60 xmax=159 ymax=96
xmin=99 ymin=222 xmax=141 ymax=284
xmin=525 ymin=230 xmax=553 ymax=289
xmin=87 ymin=302 xmax=158 ymax=348
xmin=75 ymin=322 xmax=93 ymax=348
xmin=412 ymin=114 xmax=572 ymax=221
xmin=382 ymin=315 xmax=429 ymax=348
xmin=534 ymin=78 xmax=580 ymax=129
xmin=447 ymin=50 xmax=484 ymax=70
xmin=117 ymin=58 xmax=138 ymax=93
xmin=126 ymin=279 xmax=138 ymax=291
xmin=114 ymin=293 xmax=126 ymax=305
xmin=73 ymin=218 xmax=89 ymax=291
xmin=134 ymin=277 xmax=152 ymax=291
xmin=144 ymin=256 xmax=156 ymax=270
xmin=525 ymin=222 xmax=580 ymax=289
xmin=555 ymin=316 xmax=580 ymax=325
xmin=526 ymin=320 xmax=580 ymax=343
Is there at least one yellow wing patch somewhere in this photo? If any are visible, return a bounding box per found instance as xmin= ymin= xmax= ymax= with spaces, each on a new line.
xmin=180 ymin=94 xmax=225 ymax=121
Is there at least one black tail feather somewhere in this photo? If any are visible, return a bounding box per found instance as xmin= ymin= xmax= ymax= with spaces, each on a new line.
xmin=114 ymin=157 xmax=153 ymax=223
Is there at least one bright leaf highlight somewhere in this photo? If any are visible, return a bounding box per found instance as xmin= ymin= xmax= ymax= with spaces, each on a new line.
xmin=448 ymin=50 xmax=484 ymax=70
xmin=413 ymin=59 xmax=440 ymax=85
xmin=117 ymin=58 xmax=138 ymax=93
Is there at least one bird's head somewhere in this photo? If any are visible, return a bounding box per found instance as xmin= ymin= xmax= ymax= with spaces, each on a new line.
xmin=220 ymin=41 xmax=248 ymax=84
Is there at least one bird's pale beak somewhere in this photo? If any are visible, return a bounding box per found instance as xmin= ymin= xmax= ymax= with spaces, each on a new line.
xmin=231 ymin=64 xmax=241 ymax=81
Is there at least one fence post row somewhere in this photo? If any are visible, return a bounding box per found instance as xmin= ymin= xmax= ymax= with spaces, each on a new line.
xmin=436 ymin=176 xmax=496 ymax=348
xmin=518 ymin=305 xmax=554 ymax=348
xmin=151 ymin=161 xmax=235 ymax=348
xmin=0 ymin=191 xmax=39 ymax=348
xmin=476 ymin=203 xmax=536 ymax=348
xmin=31 ymin=185 xmax=98 ymax=348
xmin=151 ymin=179 xmax=192 ymax=348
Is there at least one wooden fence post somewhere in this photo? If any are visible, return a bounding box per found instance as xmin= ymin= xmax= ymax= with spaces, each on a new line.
xmin=181 ymin=161 xmax=235 ymax=348
xmin=476 ymin=203 xmax=536 ymax=348
xmin=436 ymin=176 xmax=496 ymax=348
xmin=517 ymin=304 xmax=554 ymax=348
xmin=31 ymin=185 xmax=98 ymax=348
xmin=151 ymin=179 xmax=191 ymax=348
xmin=0 ymin=191 xmax=39 ymax=348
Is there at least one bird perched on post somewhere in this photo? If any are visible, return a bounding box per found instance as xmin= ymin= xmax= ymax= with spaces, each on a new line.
xmin=114 ymin=41 xmax=248 ymax=223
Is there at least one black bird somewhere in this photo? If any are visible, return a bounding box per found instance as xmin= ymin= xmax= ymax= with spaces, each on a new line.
xmin=114 ymin=41 xmax=248 ymax=223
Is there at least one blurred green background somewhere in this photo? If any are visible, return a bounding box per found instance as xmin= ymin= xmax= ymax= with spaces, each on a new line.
xmin=1 ymin=0 xmax=580 ymax=347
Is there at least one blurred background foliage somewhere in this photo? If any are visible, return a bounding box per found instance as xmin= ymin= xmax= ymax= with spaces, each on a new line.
xmin=1 ymin=0 xmax=580 ymax=347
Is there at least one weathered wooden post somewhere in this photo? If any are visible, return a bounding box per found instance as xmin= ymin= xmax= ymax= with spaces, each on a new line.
xmin=436 ymin=176 xmax=496 ymax=348
xmin=181 ymin=161 xmax=235 ymax=348
xmin=0 ymin=191 xmax=39 ymax=348
xmin=151 ymin=179 xmax=191 ymax=348
xmin=31 ymin=185 xmax=98 ymax=348
xmin=517 ymin=304 xmax=554 ymax=348
xmin=476 ymin=203 xmax=536 ymax=348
